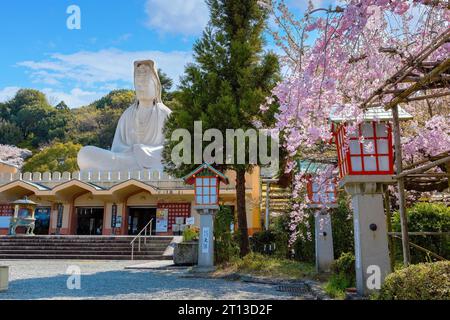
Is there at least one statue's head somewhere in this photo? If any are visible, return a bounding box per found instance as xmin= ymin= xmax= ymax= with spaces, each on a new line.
xmin=134 ymin=60 xmax=162 ymax=105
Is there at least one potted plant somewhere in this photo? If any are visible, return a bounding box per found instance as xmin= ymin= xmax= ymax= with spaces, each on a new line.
xmin=173 ymin=227 xmax=199 ymax=266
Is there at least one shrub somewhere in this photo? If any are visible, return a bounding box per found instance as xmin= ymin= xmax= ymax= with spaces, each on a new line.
xmin=392 ymin=203 xmax=450 ymax=263
xmin=182 ymin=228 xmax=198 ymax=242
xmin=215 ymin=206 xmax=239 ymax=264
xmin=331 ymin=252 xmax=356 ymax=279
xmin=250 ymin=224 xmax=290 ymax=259
xmin=293 ymin=196 xmax=354 ymax=263
xmin=378 ymin=261 xmax=450 ymax=300
xmin=325 ymin=252 xmax=356 ymax=299
xmin=331 ymin=198 xmax=354 ymax=258
xmin=227 ymin=252 xmax=315 ymax=279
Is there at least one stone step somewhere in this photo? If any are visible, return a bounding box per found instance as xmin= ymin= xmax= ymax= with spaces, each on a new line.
xmin=0 ymin=250 xmax=163 ymax=255
xmin=0 ymin=245 xmax=168 ymax=250
xmin=0 ymin=236 xmax=173 ymax=240
xmin=0 ymin=236 xmax=174 ymax=260
xmin=0 ymin=241 xmax=170 ymax=247
xmin=0 ymin=254 xmax=173 ymax=260
xmin=0 ymin=238 xmax=172 ymax=243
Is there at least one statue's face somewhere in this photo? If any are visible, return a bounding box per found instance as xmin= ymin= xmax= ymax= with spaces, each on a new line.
xmin=134 ymin=63 xmax=157 ymax=102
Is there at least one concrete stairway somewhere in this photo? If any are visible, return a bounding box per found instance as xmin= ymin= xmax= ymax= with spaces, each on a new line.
xmin=0 ymin=236 xmax=174 ymax=260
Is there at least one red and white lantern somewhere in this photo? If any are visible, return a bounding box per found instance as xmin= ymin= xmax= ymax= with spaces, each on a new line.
xmin=307 ymin=176 xmax=338 ymax=206
xmin=330 ymin=106 xmax=412 ymax=178
xmin=183 ymin=163 xmax=229 ymax=206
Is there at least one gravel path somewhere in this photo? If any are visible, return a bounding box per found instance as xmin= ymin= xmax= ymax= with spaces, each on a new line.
xmin=0 ymin=260 xmax=301 ymax=300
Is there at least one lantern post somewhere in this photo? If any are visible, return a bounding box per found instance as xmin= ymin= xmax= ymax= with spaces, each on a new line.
xmin=9 ymin=197 xmax=37 ymax=236
xmin=184 ymin=163 xmax=229 ymax=271
xmin=300 ymin=161 xmax=338 ymax=273
xmin=330 ymin=106 xmax=412 ymax=295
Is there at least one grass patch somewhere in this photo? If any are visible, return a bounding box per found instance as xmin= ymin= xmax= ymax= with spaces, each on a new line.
xmin=216 ymin=252 xmax=316 ymax=280
xmin=323 ymin=273 xmax=353 ymax=299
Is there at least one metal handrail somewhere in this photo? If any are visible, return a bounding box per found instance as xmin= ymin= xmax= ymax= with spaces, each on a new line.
xmin=130 ymin=219 xmax=153 ymax=260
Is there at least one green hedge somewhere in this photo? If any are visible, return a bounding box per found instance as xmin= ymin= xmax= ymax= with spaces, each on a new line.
xmin=294 ymin=196 xmax=354 ymax=263
xmin=378 ymin=261 xmax=450 ymax=300
xmin=392 ymin=203 xmax=450 ymax=263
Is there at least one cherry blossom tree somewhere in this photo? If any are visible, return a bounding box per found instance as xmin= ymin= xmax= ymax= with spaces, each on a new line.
xmin=0 ymin=145 xmax=32 ymax=169
xmin=259 ymin=0 xmax=449 ymax=243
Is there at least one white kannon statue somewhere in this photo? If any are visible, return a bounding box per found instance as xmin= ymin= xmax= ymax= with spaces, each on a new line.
xmin=77 ymin=60 xmax=172 ymax=172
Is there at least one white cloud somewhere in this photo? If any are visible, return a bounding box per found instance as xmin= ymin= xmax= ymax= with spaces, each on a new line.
xmin=18 ymin=48 xmax=193 ymax=89
xmin=0 ymin=87 xmax=20 ymax=102
xmin=145 ymin=0 xmax=209 ymax=35
xmin=15 ymin=48 xmax=193 ymax=108
xmin=42 ymin=88 xmax=105 ymax=108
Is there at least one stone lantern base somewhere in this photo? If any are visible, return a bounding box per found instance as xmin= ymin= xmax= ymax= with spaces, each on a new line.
xmin=340 ymin=175 xmax=394 ymax=296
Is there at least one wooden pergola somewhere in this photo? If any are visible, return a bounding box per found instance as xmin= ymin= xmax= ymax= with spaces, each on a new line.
xmin=359 ymin=28 xmax=450 ymax=266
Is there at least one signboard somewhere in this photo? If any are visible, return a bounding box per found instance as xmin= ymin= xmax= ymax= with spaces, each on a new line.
xmin=0 ymin=204 xmax=13 ymax=217
xmin=111 ymin=204 xmax=118 ymax=228
xmin=0 ymin=204 xmax=13 ymax=228
xmin=156 ymin=208 xmax=169 ymax=233
xmin=35 ymin=207 xmax=51 ymax=234
xmin=115 ymin=216 xmax=122 ymax=228
xmin=57 ymin=204 xmax=64 ymax=229
xmin=0 ymin=217 xmax=11 ymax=229
xmin=202 ymin=227 xmax=210 ymax=254
xmin=186 ymin=217 xmax=195 ymax=226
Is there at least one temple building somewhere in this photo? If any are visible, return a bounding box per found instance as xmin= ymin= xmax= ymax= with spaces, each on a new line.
xmin=0 ymin=60 xmax=269 ymax=239
xmin=0 ymin=167 xmax=263 ymax=237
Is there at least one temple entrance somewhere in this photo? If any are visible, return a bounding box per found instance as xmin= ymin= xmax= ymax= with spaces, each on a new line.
xmin=128 ymin=207 xmax=157 ymax=235
xmin=76 ymin=207 xmax=104 ymax=235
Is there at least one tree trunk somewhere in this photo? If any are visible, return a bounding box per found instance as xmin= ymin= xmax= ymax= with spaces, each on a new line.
xmin=236 ymin=168 xmax=250 ymax=257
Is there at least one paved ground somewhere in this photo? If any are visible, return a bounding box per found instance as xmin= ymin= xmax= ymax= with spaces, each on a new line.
xmin=0 ymin=260 xmax=302 ymax=300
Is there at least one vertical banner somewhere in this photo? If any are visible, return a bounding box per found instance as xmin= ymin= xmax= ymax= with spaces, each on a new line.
xmin=57 ymin=204 xmax=64 ymax=229
xmin=202 ymin=227 xmax=210 ymax=254
xmin=111 ymin=204 xmax=118 ymax=228
xmin=156 ymin=208 xmax=169 ymax=233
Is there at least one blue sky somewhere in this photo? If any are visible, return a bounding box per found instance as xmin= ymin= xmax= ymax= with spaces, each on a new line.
xmin=0 ymin=0 xmax=334 ymax=108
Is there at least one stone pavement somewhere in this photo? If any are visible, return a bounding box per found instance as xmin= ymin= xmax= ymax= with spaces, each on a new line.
xmin=0 ymin=260 xmax=320 ymax=300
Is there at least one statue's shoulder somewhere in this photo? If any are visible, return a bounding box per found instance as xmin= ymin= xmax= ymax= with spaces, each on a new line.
xmin=157 ymin=102 xmax=173 ymax=117
xmin=120 ymin=104 xmax=137 ymax=117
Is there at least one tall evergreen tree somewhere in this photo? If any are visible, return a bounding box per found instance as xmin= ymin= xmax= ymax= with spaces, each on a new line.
xmin=163 ymin=0 xmax=279 ymax=256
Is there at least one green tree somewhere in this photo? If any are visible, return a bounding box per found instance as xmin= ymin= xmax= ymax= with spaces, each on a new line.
xmin=93 ymin=90 xmax=135 ymax=110
xmin=158 ymin=69 xmax=174 ymax=101
xmin=0 ymin=120 xmax=23 ymax=145
xmin=0 ymin=89 xmax=75 ymax=148
xmin=163 ymin=0 xmax=280 ymax=256
xmin=22 ymin=142 xmax=82 ymax=173
xmin=4 ymin=89 xmax=48 ymax=117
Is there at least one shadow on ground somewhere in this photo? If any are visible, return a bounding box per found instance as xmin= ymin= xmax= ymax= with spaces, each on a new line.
xmin=0 ymin=268 xmax=293 ymax=300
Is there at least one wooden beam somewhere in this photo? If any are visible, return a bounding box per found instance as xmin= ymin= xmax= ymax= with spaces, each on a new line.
xmin=405 ymin=91 xmax=450 ymax=102
xmin=397 ymin=156 xmax=450 ymax=179
xmin=392 ymin=106 xmax=411 ymax=266
xmin=384 ymin=190 xmax=395 ymax=272
xmin=403 ymin=151 xmax=449 ymax=170
xmin=384 ymin=58 xmax=450 ymax=110
xmin=405 ymin=173 xmax=449 ymax=178
xmin=388 ymin=232 xmax=450 ymax=236
xmin=391 ymin=235 xmax=447 ymax=261
xmin=360 ymin=28 xmax=450 ymax=109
